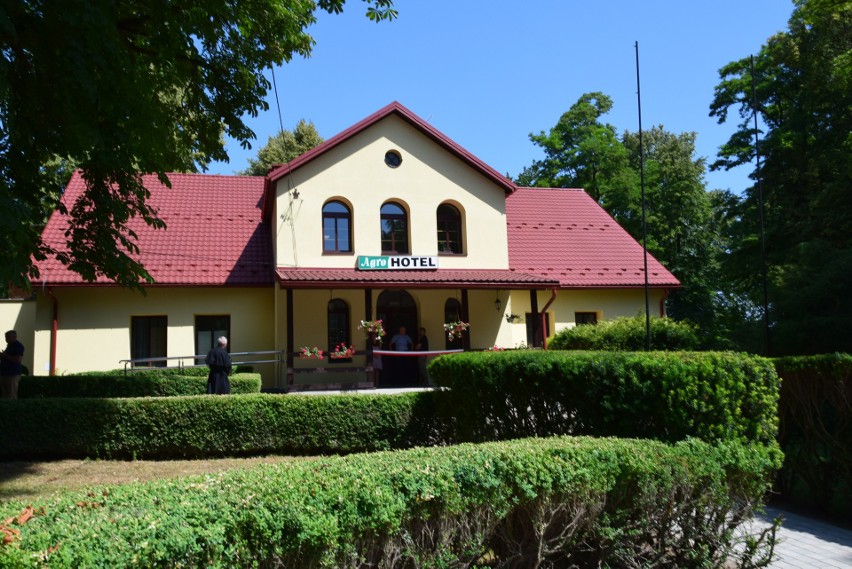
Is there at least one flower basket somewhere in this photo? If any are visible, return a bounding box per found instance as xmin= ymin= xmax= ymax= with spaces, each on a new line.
xmin=485 ymin=345 xmax=504 ymax=351
xmin=299 ymin=346 xmax=324 ymax=360
xmin=358 ymin=319 xmax=386 ymax=340
xmin=444 ymin=320 xmax=470 ymax=342
xmin=329 ymin=343 xmax=356 ymax=359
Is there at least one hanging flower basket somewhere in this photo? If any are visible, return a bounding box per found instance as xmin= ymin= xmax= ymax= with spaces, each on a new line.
xmin=299 ymin=346 xmax=324 ymax=360
xmin=444 ymin=321 xmax=470 ymax=342
xmin=358 ymin=319 xmax=386 ymax=340
xmin=329 ymin=343 xmax=356 ymax=359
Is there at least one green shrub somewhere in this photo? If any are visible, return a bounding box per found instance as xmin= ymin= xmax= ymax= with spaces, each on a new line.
xmin=429 ymin=350 xmax=779 ymax=444
xmin=4 ymin=351 xmax=779 ymax=460
xmin=774 ymin=353 xmax=852 ymax=518
xmin=19 ymin=372 xmax=261 ymax=398
xmin=0 ymin=436 xmax=781 ymax=568
xmin=549 ymin=315 xmax=700 ymax=351
xmin=0 ymin=392 xmax=443 ymax=460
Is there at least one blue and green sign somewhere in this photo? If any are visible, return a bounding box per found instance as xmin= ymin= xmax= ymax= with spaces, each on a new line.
xmin=357 ymin=255 xmax=439 ymax=270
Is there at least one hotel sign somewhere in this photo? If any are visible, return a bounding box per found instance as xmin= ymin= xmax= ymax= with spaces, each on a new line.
xmin=357 ymin=255 xmax=439 ymax=270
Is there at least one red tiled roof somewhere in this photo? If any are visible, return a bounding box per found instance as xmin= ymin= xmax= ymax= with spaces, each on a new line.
xmin=36 ymin=172 xmax=274 ymax=286
xmin=506 ymin=187 xmax=680 ymax=288
xmin=275 ymin=268 xmax=557 ymax=289
xmin=266 ymin=101 xmax=516 ymax=194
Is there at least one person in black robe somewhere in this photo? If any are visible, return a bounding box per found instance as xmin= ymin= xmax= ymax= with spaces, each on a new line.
xmin=205 ymin=336 xmax=232 ymax=394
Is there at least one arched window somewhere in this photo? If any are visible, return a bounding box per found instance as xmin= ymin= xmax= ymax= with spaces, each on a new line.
xmin=444 ymin=298 xmax=463 ymax=350
xmin=437 ymin=203 xmax=463 ymax=254
xmin=327 ymin=299 xmax=351 ymax=362
xmin=380 ymin=202 xmax=409 ymax=254
xmin=322 ymin=201 xmax=352 ymax=253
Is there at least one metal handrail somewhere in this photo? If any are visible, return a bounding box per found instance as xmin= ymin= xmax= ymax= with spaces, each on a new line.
xmin=119 ymin=350 xmax=287 ymax=376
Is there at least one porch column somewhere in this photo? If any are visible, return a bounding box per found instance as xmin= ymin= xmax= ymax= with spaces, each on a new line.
xmin=286 ymin=288 xmax=294 ymax=386
xmin=364 ymin=288 xmax=373 ymax=367
xmin=461 ymin=289 xmax=470 ymax=351
xmin=530 ymin=289 xmax=541 ymax=348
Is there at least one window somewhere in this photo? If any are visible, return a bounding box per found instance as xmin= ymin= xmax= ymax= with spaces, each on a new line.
xmin=327 ymin=299 xmax=351 ymax=362
xmin=195 ymin=315 xmax=230 ymax=362
xmin=526 ymin=312 xmax=551 ymax=347
xmin=575 ymin=312 xmax=598 ymax=325
xmin=385 ymin=149 xmax=402 ymax=168
xmin=381 ymin=202 xmax=409 ymax=254
xmin=131 ymin=316 xmax=167 ymax=367
xmin=436 ymin=203 xmax=463 ymax=254
xmin=322 ymin=200 xmax=352 ymax=253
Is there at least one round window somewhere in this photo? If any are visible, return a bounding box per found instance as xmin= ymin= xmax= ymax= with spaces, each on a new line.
xmin=384 ymin=150 xmax=402 ymax=168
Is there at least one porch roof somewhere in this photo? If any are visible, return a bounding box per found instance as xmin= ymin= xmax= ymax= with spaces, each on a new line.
xmin=275 ymin=267 xmax=558 ymax=290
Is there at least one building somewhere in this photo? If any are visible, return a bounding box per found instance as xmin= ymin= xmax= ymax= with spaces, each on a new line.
xmin=6 ymin=102 xmax=678 ymax=389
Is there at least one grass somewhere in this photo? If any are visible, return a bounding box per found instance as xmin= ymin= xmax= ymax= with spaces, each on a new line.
xmin=0 ymin=456 xmax=305 ymax=502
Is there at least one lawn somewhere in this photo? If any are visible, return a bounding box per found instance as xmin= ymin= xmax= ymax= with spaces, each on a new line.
xmin=0 ymin=456 xmax=305 ymax=502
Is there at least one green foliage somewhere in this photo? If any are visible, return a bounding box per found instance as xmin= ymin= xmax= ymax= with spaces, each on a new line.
xmin=549 ymin=315 xmax=701 ymax=351
xmin=429 ymin=350 xmax=779 ymax=444
xmin=517 ymin=93 xmax=729 ymax=348
xmin=18 ymin=371 xmax=261 ymax=398
xmin=3 ymin=350 xmax=780 ymax=459
xmin=710 ymin=0 xmax=852 ymax=355
xmin=516 ymin=92 xmax=637 ymax=206
xmin=0 ymin=436 xmax=780 ymax=568
xmin=774 ymin=353 xmax=852 ymax=518
xmin=0 ymin=392 xmax=442 ymax=459
xmin=240 ymin=119 xmax=324 ymax=176
xmin=0 ymin=0 xmax=396 ymax=291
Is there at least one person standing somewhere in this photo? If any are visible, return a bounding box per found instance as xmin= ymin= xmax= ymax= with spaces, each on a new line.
xmin=415 ymin=327 xmax=430 ymax=385
xmin=388 ymin=326 xmax=414 ymax=383
xmin=1 ymin=330 xmax=25 ymax=399
xmin=205 ymin=336 xmax=232 ymax=395
xmin=389 ymin=326 xmax=413 ymax=351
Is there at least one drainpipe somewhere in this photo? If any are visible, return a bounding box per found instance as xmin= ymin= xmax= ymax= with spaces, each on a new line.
xmin=659 ymin=289 xmax=670 ymax=318
xmin=540 ymin=288 xmax=558 ymax=350
xmin=47 ymin=287 xmax=58 ymax=376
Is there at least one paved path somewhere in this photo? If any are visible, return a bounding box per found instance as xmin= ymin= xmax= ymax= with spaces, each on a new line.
xmin=761 ymin=507 xmax=852 ymax=568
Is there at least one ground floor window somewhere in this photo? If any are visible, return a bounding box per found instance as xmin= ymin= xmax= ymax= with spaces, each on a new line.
xmin=526 ymin=312 xmax=551 ymax=346
xmin=327 ymin=299 xmax=351 ymax=363
xmin=195 ymin=315 xmax=230 ymax=361
xmin=575 ymin=312 xmax=598 ymax=325
xmin=131 ymin=316 xmax=167 ymax=367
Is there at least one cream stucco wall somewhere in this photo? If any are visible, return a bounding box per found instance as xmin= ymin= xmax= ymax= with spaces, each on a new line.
xmin=274 ymin=115 xmax=509 ymax=269
xmin=31 ymin=287 xmax=276 ymax=385
xmin=498 ymin=288 xmax=668 ymax=348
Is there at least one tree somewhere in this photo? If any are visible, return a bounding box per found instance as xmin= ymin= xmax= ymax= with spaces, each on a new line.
xmin=241 ymin=120 xmax=324 ymax=176
xmin=517 ymin=94 xmax=724 ymax=346
xmin=0 ymin=0 xmax=397 ymax=291
xmin=621 ymin=128 xmax=722 ymax=343
xmin=710 ymin=0 xmax=852 ymax=354
xmin=516 ymin=92 xmax=638 ymax=211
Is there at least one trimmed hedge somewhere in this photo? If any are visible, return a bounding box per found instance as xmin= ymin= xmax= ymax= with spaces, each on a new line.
xmin=0 ymin=436 xmax=781 ymax=568
xmin=774 ymin=353 xmax=852 ymax=518
xmin=19 ymin=372 xmax=262 ymax=398
xmin=0 ymin=392 xmax=442 ymax=460
xmin=429 ymin=350 xmax=779 ymax=444
xmin=2 ymin=351 xmax=779 ymax=460
xmin=548 ymin=315 xmax=701 ymax=351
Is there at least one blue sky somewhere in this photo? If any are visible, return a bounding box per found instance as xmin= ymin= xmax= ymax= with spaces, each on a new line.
xmin=209 ymin=1 xmax=793 ymax=194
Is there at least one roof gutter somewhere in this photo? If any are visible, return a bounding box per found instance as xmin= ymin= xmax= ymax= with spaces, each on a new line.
xmin=540 ymin=287 xmax=558 ymax=350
